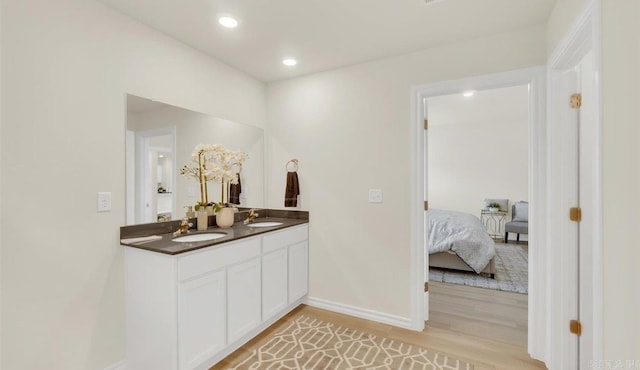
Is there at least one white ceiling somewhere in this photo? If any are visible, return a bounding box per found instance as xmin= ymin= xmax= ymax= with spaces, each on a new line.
xmin=99 ymin=0 xmax=556 ymax=82
xmin=427 ymin=84 xmax=529 ymax=126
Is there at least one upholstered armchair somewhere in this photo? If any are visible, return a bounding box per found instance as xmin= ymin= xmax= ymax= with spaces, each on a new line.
xmin=505 ymin=201 xmax=528 ymax=243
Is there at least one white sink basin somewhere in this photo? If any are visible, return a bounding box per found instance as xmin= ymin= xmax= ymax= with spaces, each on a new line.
xmin=247 ymin=221 xmax=284 ymax=228
xmin=172 ymin=233 xmax=226 ymax=242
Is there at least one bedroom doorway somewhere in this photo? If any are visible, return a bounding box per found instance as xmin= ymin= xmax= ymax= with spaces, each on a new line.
xmin=410 ymin=67 xmax=546 ymax=356
xmin=426 ymin=84 xmax=530 ymax=336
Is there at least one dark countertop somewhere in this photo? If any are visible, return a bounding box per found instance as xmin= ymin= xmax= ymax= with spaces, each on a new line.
xmin=121 ymin=217 xmax=308 ymax=255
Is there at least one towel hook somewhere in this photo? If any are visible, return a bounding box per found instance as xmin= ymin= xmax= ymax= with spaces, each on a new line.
xmin=286 ymin=159 xmax=299 ymax=172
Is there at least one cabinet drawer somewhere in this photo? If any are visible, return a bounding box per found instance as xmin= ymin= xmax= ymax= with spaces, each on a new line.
xmin=178 ymin=238 xmax=261 ymax=281
xmin=263 ymin=224 xmax=308 ymax=254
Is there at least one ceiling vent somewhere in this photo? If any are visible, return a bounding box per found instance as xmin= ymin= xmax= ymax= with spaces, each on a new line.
xmin=424 ymin=0 xmax=446 ymax=4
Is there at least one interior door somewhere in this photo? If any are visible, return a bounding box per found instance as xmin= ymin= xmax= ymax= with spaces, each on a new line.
xmin=550 ymin=66 xmax=580 ymax=370
xmin=577 ymin=50 xmax=596 ymax=370
xmin=549 ymin=46 xmax=600 ymax=368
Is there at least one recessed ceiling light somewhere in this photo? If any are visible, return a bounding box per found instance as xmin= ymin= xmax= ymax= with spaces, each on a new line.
xmin=462 ymin=91 xmax=476 ymax=97
xmin=218 ymin=16 xmax=238 ymax=28
xmin=282 ymin=58 xmax=297 ymax=66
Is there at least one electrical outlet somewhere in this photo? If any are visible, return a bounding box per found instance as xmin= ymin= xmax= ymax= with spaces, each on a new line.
xmin=368 ymin=189 xmax=383 ymax=203
xmin=97 ymin=192 xmax=112 ymax=212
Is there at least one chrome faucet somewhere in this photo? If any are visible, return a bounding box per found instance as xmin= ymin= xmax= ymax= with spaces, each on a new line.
xmin=173 ymin=217 xmax=193 ymax=236
xmin=243 ymin=209 xmax=259 ymax=224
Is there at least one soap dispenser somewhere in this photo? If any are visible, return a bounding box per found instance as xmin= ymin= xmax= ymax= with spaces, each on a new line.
xmin=185 ymin=206 xmax=195 ymax=218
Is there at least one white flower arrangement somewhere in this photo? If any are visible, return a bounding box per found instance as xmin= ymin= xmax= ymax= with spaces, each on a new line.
xmin=180 ymin=144 xmax=248 ymax=210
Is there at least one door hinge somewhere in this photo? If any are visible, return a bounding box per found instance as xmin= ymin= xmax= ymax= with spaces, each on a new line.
xmin=570 ymin=93 xmax=582 ymax=109
xmin=569 ymin=207 xmax=582 ymax=222
xmin=424 ymin=119 xmax=428 ymax=130
xmin=424 ymin=282 xmax=429 ymax=292
xmin=424 ymin=201 xmax=429 ymax=211
xmin=570 ymin=320 xmax=582 ymax=336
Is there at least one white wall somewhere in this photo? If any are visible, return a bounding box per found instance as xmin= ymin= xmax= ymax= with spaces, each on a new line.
xmin=266 ymin=25 xmax=546 ymax=319
xmin=601 ymin=0 xmax=640 ymax=361
xmin=0 ymin=0 xmax=266 ymax=369
xmin=427 ymin=85 xmax=529 ymax=220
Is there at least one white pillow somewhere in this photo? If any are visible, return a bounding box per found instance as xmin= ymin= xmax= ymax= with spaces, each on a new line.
xmin=513 ymin=202 xmax=529 ymax=222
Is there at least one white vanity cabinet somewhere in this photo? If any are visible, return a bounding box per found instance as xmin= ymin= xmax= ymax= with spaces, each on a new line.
xmin=261 ymin=248 xmax=288 ymax=320
xmin=227 ymin=257 xmax=262 ymax=343
xmin=288 ymin=241 xmax=309 ymax=303
xmin=178 ymin=270 xmax=226 ymax=370
xmin=125 ymin=223 xmax=308 ymax=370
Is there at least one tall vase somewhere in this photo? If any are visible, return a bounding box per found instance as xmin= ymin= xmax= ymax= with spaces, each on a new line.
xmin=215 ymin=207 xmax=235 ymax=228
xmin=197 ymin=210 xmax=208 ymax=231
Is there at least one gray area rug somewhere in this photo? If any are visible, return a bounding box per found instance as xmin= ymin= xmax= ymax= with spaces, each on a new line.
xmin=429 ymin=243 xmax=528 ymax=294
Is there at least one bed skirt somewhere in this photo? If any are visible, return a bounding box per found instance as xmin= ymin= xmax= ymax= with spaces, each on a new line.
xmin=429 ymin=251 xmax=496 ymax=278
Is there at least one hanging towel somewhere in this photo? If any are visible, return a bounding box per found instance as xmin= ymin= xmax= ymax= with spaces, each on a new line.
xmin=284 ymin=171 xmax=300 ymax=207
xmin=229 ymin=173 xmax=242 ymax=205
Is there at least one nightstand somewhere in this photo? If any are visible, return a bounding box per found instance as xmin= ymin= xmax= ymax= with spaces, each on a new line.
xmin=480 ymin=210 xmax=507 ymax=239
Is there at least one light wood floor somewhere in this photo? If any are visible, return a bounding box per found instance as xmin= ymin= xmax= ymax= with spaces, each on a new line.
xmin=212 ymin=282 xmax=546 ymax=370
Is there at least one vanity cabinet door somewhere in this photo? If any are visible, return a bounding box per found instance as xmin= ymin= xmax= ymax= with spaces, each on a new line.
xmin=227 ymin=257 xmax=261 ymax=343
xmin=262 ymin=248 xmax=288 ymax=320
xmin=178 ymin=270 xmax=226 ymax=370
xmin=288 ymin=241 xmax=308 ymax=304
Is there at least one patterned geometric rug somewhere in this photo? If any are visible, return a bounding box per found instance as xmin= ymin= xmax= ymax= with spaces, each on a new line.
xmin=429 ymin=243 xmax=528 ymax=294
xmin=230 ymin=315 xmax=473 ymax=370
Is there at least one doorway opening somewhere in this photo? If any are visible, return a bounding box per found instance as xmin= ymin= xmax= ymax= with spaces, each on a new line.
xmin=410 ymin=67 xmax=547 ymax=359
xmin=425 ymin=83 xmax=530 ymax=345
xmin=126 ymin=129 xmax=176 ymax=224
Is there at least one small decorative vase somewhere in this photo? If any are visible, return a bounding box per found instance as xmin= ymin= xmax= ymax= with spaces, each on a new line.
xmin=488 ymin=207 xmax=499 ymax=212
xmin=197 ymin=210 xmax=208 ymax=231
xmin=215 ymin=207 xmax=235 ymax=228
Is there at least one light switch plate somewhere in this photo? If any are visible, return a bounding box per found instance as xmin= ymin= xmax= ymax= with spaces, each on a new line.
xmin=368 ymin=189 xmax=383 ymax=203
xmin=97 ymin=192 xmax=112 ymax=212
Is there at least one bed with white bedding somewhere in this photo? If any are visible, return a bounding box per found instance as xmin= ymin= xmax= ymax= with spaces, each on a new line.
xmin=428 ymin=209 xmax=496 ymax=277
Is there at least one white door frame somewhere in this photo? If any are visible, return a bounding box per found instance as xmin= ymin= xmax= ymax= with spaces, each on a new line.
xmin=547 ymin=0 xmax=602 ymax=368
xmin=409 ymin=67 xmax=547 ymax=360
xmin=131 ymin=127 xmax=177 ymax=224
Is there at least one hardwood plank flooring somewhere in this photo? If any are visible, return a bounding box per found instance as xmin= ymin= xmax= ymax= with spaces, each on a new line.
xmin=212 ymin=282 xmax=546 ymax=369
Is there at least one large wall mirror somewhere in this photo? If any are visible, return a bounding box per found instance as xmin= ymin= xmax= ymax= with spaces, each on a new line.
xmin=125 ymin=94 xmax=265 ymax=225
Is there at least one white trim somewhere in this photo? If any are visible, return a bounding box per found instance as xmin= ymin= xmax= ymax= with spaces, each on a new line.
xmin=546 ymin=0 xmax=602 ymax=367
xmin=409 ymin=78 xmax=426 ymax=331
xmin=410 ymin=66 xmax=547 ymax=361
xmin=103 ymin=360 xmax=126 ymax=370
xmin=304 ymin=296 xmax=414 ymax=330
xmin=130 ymin=127 xmax=177 ymax=224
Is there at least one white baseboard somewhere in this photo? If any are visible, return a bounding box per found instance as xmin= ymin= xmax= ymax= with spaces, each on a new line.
xmin=303 ymin=296 xmax=415 ymax=330
xmin=103 ymin=360 xmax=126 ymax=370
